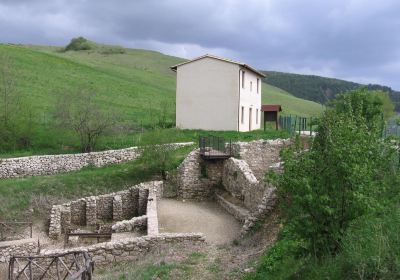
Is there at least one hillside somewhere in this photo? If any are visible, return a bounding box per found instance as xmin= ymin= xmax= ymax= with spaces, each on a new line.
xmin=263 ymin=70 xmax=400 ymax=111
xmin=0 ymin=43 xmax=322 ymax=154
xmin=1 ymin=43 xmax=322 ymax=125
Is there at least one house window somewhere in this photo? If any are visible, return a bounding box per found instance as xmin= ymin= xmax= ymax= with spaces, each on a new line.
xmin=241 ymin=71 xmax=245 ymax=89
xmin=257 ymin=78 xmax=260 ymax=93
xmin=241 ymin=106 xmax=244 ymax=124
xmin=250 ymin=81 xmax=253 ymax=92
xmin=256 ymin=109 xmax=259 ymax=124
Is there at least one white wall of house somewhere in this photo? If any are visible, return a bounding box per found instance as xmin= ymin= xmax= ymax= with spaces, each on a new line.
xmin=238 ymin=69 xmax=262 ymax=132
xmin=176 ymin=57 xmax=240 ymax=131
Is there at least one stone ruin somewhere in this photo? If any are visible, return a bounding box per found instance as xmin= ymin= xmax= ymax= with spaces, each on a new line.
xmin=48 ymin=181 xmax=163 ymax=240
xmin=176 ymin=138 xmax=290 ymax=234
xmin=1 ymin=138 xmax=292 ymax=271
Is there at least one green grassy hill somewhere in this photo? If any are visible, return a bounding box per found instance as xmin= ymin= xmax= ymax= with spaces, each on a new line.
xmin=0 ymin=42 xmax=322 ymax=155
xmin=4 ymin=43 xmax=322 ymax=119
xmin=262 ymin=83 xmax=323 ymax=116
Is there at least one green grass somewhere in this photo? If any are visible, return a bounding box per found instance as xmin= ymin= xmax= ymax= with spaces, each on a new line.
xmin=262 ymin=83 xmax=324 ymax=117
xmin=0 ymin=43 xmax=319 ymax=156
xmin=95 ymin=250 xmax=223 ymax=280
xmin=96 ymin=251 xmax=206 ymax=280
xmin=0 ymin=128 xmax=288 ymax=158
xmin=0 ymin=145 xmax=194 ymax=220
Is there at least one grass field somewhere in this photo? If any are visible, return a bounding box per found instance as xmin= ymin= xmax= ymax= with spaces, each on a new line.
xmin=0 ymin=43 xmax=321 ymax=156
xmin=262 ymin=83 xmax=324 ymax=116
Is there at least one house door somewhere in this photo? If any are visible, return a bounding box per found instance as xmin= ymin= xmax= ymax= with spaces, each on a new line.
xmin=249 ymin=108 xmax=252 ymax=131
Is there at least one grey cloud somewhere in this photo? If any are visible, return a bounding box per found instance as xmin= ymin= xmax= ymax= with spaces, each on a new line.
xmin=0 ymin=0 xmax=399 ymax=89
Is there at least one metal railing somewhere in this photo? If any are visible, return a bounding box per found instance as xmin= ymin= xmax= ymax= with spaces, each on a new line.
xmin=0 ymin=222 xmax=33 ymax=242
xmin=199 ymin=136 xmax=232 ymax=159
xmin=8 ymin=251 xmax=94 ymax=280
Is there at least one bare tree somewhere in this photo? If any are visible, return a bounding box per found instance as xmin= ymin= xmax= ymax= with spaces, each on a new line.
xmin=56 ymin=90 xmax=116 ymax=152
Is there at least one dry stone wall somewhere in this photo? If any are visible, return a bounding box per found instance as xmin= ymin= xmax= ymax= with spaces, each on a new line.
xmin=49 ymin=181 xmax=163 ymax=240
xmin=176 ymin=139 xmax=287 ymax=233
xmin=0 ymin=240 xmax=38 ymax=263
xmin=231 ymin=139 xmax=289 ymax=180
xmin=40 ymin=233 xmax=205 ymax=267
xmin=111 ymin=215 xmax=147 ymax=233
xmin=222 ymin=157 xmax=264 ymax=209
xmin=242 ymin=186 xmax=277 ymax=234
xmin=0 ymin=142 xmax=193 ymax=179
xmin=176 ymin=149 xmax=223 ymax=199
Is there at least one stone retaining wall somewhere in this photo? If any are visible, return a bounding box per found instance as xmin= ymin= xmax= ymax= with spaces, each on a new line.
xmin=40 ymin=233 xmax=205 ymax=266
xmin=176 ymin=139 xmax=288 ymax=202
xmin=111 ymin=215 xmax=147 ymax=233
xmin=175 ymin=139 xmax=286 ymax=233
xmin=231 ymin=139 xmax=290 ymax=180
xmin=0 ymin=142 xmax=193 ymax=179
xmin=0 ymin=239 xmax=38 ymax=263
xmin=242 ymin=187 xmax=277 ymax=234
xmin=222 ymin=157 xmax=265 ymax=209
xmin=176 ymin=149 xmax=223 ymax=199
xmin=49 ymin=181 xmax=163 ymax=240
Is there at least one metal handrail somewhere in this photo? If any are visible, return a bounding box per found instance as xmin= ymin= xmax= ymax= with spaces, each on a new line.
xmin=199 ymin=136 xmax=232 ymax=159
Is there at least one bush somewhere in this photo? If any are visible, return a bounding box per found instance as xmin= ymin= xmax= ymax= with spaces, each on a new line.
xmin=244 ymin=230 xmax=306 ymax=280
xmin=292 ymin=208 xmax=400 ymax=280
xmin=65 ymin=37 xmax=93 ymax=51
xmin=270 ymin=88 xmax=396 ymax=256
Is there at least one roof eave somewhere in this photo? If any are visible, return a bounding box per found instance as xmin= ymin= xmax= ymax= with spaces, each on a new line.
xmin=169 ymin=54 xmax=266 ymax=77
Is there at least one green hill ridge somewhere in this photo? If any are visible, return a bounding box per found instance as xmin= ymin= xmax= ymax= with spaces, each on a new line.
xmin=263 ymin=70 xmax=400 ymax=111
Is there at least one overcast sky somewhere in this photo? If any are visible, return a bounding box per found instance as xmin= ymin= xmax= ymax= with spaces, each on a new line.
xmin=1 ymin=0 xmax=399 ymax=89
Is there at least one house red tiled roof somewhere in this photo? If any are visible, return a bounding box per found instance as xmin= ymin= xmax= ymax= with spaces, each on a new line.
xmin=261 ymin=104 xmax=282 ymax=112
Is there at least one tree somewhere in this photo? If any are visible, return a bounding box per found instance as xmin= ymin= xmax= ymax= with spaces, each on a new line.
xmin=271 ymin=88 xmax=396 ymax=256
xmin=55 ymin=90 xmax=116 ymax=152
xmin=139 ymin=143 xmax=174 ymax=180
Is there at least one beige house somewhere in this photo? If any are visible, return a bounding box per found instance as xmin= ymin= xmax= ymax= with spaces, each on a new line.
xmin=171 ymin=54 xmax=265 ymax=132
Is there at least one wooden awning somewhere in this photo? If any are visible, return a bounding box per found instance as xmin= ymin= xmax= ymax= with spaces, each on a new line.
xmin=261 ymin=104 xmax=282 ymax=112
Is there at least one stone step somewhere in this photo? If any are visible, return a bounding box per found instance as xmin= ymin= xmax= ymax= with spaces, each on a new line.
xmin=215 ymin=192 xmax=250 ymax=223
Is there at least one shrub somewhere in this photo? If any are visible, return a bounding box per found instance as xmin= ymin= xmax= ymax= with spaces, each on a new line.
xmin=271 ymin=88 xmax=395 ymax=256
xmin=65 ymin=37 xmax=92 ymax=51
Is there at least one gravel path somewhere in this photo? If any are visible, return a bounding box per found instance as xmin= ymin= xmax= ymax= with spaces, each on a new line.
xmin=158 ymin=199 xmax=241 ymax=245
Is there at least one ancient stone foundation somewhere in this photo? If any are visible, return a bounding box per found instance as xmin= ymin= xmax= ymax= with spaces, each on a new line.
xmin=49 ymin=181 xmax=163 ymax=240
xmin=0 ymin=240 xmax=38 ymax=263
xmin=176 ymin=139 xmax=288 ymax=234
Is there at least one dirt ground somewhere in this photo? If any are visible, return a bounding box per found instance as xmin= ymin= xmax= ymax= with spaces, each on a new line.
xmin=96 ymin=206 xmax=281 ymax=280
xmin=2 ymin=199 xmax=281 ymax=280
xmin=158 ymin=199 xmax=242 ymax=245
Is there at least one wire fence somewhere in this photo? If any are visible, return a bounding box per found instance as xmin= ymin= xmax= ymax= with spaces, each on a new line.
xmin=278 ymin=115 xmax=317 ymax=136
xmin=384 ymin=118 xmax=400 ymax=137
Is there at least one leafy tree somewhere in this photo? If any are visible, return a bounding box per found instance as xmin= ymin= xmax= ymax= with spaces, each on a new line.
xmin=55 ymin=90 xmax=117 ymax=152
xmin=139 ymin=143 xmax=174 ymax=180
xmin=271 ymin=88 xmax=396 ymax=256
